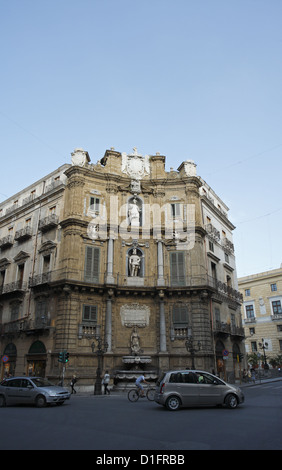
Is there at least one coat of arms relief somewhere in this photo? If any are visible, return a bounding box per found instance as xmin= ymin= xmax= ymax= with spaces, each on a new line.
xmin=121 ymin=148 xmax=150 ymax=180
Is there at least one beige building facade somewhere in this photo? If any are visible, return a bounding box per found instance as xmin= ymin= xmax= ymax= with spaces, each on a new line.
xmin=239 ymin=266 xmax=282 ymax=367
xmin=0 ymin=148 xmax=244 ymax=388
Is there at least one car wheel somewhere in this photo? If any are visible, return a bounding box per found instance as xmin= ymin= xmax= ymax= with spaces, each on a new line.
xmin=225 ymin=394 xmax=238 ymax=409
xmin=36 ymin=395 xmax=47 ymax=408
xmin=165 ymin=395 xmax=181 ymax=411
xmin=0 ymin=395 xmax=6 ymax=407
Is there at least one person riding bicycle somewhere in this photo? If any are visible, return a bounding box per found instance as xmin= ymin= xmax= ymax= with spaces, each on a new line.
xmin=135 ymin=375 xmax=149 ymax=397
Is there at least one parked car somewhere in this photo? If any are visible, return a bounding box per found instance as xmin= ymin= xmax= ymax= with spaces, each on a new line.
xmin=0 ymin=377 xmax=71 ymax=407
xmin=154 ymin=369 xmax=244 ymax=411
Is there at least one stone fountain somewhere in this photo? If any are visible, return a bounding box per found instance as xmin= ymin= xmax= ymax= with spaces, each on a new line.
xmin=114 ymin=327 xmax=158 ymax=389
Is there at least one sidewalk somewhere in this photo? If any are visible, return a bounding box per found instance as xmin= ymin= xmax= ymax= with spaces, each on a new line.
xmin=238 ymin=376 xmax=282 ymax=388
xmin=68 ymin=376 xmax=282 ymax=396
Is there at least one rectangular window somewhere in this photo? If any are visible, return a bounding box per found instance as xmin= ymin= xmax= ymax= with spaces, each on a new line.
xmin=211 ymin=262 xmax=217 ymax=280
xmin=170 ymin=251 xmax=185 ymax=286
xmin=172 ymin=304 xmax=189 ymax=327
xmin=10 ymin=302 xmax=20 ymax=322
xmin=271 ymin=283 xmax=277 ymax=292
xmin=245 ymin=289 xmax=250 ymax=296
xmin=90 ymin=197 xmax=100 ymax=213
xmin=170 ymin=203 xmax=181 ymax=218
xmin=35 ymin=300 xmax=48 ymax=326
xmin=17 ymin=264 xmax=24 ymax=288
xmin=251 ymin=342 xmax=257 ymax=352
xmin=84 ymin=246 xmax=100 ymax=282
xmin=83 ymin=305 xmax=97 ymax=323
xmin=214 ymin=307 xmax=221 ymax=324
xmin=245 ymin=304 xmax=255 ymax=319
xmin=272 ymin=300 xmax=282 ymax=315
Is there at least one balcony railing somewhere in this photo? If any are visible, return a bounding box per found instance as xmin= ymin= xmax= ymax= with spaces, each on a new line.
xmin=27 ymin=268 xmax=243 ymax=303
xmin=38 ymin=214 xmax=59 ymax=232
xmin=28 ymin=272 xmax=51 ymax=287
xmin=0 ymin=235 xmax=13 ymax=249
xmin=1 ymin=317 xmax=51 ymax=336
xmin=14 ymin=226 xmax=32 ymax=242
xmin=1 ymin=280 xmax=27 ymax=294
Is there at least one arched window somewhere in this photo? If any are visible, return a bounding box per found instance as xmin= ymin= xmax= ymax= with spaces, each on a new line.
xmin=28 ymin=340 xmax=46 ymax=355
xmin=4 ymin=342 xmax=17 ymax=357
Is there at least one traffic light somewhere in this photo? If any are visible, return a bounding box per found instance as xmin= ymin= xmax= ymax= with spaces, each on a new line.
xmin=237 ymin=353 xmax=244 ymax=362
xmin=58 ymin=351 xmax=65 ymax=363
xmin=65 ymin=352 xmax=69 ymax=363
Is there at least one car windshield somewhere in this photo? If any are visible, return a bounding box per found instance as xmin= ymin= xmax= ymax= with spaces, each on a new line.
xmin=31 ymin=378 xmax=55 ymax=387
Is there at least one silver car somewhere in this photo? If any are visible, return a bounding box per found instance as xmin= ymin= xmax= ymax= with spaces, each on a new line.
xmin=0 ymin=377 xmax=71 ymax=407
xmin=154 ymin=370 xmax=244 ymax=411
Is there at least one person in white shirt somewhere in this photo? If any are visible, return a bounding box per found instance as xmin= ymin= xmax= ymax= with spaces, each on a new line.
xmin=135 ymin=375 xmax=149 ymax=397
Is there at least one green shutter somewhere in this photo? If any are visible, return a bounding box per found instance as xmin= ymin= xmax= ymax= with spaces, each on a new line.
xmin=84 ymin=246 xmax=100 ymax=282
xmin=172 ymin=304 xmax=189 ymax=326
xmin=170 ymin=251 xmax=185 ymax=286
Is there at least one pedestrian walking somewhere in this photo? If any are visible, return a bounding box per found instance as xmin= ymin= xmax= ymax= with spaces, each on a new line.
xmin=251 ymin=368 xmax=256 ymax=384
xmin=102 ymin=370 xmax=110 ymax=395
xmin=70 ymin=375 xmax=77 ymax=394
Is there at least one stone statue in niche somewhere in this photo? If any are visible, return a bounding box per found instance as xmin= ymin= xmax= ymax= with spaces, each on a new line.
xmin=128 ymin=198 xmax=140 ymax=227
xmin=130 ymin=327 xmax=142 ymax=355
xmin=129 ymin=248 xmax=141 ymax=276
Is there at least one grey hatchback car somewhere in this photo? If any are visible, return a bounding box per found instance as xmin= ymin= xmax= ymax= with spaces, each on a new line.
xmin=0 ymin=377 xmax=71 ymax=407
xmin=154 ymin=370 xmax=244 ymax=411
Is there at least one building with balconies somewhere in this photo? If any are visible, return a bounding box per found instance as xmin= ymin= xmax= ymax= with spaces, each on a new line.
xmin=0 ymin=147 xmax=244 ymax=386
xmin=239 ymin=266 xmax=282 ymax=368
xmin=0 ymin=164 xmax=69 ymax=377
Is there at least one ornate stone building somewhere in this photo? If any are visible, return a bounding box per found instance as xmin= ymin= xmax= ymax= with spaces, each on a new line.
xmin=0 ymin=147 xmax=244 ymax=387
xmin=239 ymin=266 xmax=282 ymax=366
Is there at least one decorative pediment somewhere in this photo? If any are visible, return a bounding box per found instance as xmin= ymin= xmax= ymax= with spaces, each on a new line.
xmin=13 ymin=251 xmax=30 ymax=263
xmin=0 ymin=257 xmax=12 ymax=269
xmin=38 ymin=241 xmax=57 ymax=254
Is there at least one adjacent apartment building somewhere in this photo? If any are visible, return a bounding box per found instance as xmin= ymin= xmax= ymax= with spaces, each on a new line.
xmin=239 ymin=266 xmax=282 ymax=366
xmin=0 ymin=147 xmax=244 ymax=387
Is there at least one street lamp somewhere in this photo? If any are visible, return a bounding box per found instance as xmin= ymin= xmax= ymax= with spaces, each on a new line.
xmin=185 ymin=329 xmax=201 ymax=369
xmin=259 ymin=338 xmax=269 ymax=370
xmin=91 ymin=325 xmax=108 ymax=395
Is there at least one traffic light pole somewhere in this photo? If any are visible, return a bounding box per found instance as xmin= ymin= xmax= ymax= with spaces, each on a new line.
xmin=58 ymin=351 xmax=69 ymax=386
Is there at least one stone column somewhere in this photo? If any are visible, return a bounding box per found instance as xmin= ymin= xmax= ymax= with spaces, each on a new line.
xmin=105 ymin=290 xmax=113 ymax=352
xmin=159 ymin=291 xmax=167 ymax=352
xmin=106 ymin=238 xmax=115 ymax=284
xmin=157 ymin=240 xmax=165 ymax=286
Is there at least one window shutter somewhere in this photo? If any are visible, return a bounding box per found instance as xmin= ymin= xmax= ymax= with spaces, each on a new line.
xmin=84 ymin=246 xmax=100 ymax=282
xmin=170 ymin=252 xmax=185 ymax=286
xmin=173 ymin=304 xmax=188 ymax=326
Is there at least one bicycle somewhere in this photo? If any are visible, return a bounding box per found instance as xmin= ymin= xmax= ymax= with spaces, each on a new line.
xmin=127 ymin=386 xmax=155 ymax=402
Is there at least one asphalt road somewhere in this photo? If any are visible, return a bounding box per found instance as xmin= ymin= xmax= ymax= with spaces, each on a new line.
xmin=0 ymin=380 xmax=282 ymax=451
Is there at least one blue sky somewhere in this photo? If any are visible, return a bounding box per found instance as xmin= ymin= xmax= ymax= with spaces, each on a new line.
xmin=1 ymin=0 xmax=282 ymax=277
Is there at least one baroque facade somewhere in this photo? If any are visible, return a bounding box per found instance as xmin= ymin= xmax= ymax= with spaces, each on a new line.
xmin=0 ymin=147 xmax=244 ymax=387
xmin=239 ymin=266 xmax=282 ymax=366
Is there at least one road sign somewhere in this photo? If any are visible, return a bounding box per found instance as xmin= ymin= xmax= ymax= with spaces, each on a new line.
xmin=222 ymin=349 xmax=229 ymax=357
xmin=2 ymin=355 xmax=9 ymax=363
